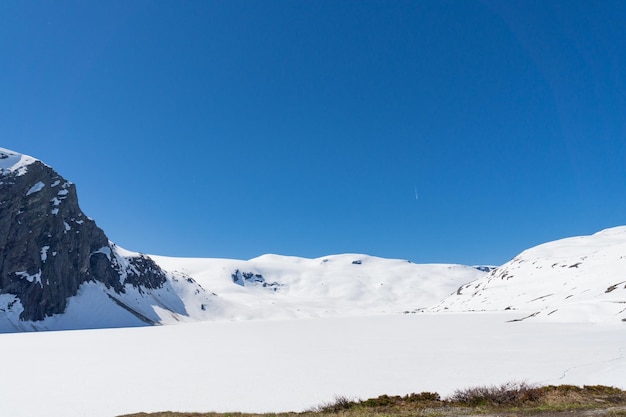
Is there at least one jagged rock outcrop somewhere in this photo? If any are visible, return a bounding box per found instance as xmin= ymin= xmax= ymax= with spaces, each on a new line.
xmin=0 ymin=148 xmax=167 ymax=321
xmin=231 ymin=269 xmax=282 ymax=291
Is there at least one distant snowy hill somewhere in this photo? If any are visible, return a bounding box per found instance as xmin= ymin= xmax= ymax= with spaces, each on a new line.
xmin=432 ymin=226 xmax=626 ymax=323
xmin=151 ymin=253 xmax=487 ymax=320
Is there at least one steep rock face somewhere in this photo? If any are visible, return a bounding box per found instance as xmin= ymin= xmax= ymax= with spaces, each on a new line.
xmin=0 ymin=148 xmax=167 ymax=321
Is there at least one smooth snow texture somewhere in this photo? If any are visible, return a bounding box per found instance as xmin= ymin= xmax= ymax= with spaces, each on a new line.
xmin=433 ymin=226 xmax=626 ymax=322
xmin=0 ymin=313 xmax=624 ymax=417
xmin=151 ymin=253 xmax=486 ymax=320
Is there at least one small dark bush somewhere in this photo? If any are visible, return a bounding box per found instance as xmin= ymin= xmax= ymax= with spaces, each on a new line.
xmin=312 ymin=395 xmax=357 ymax=412
xmin=449 ymin=381 xmax=537 ymax=406
xmin=360 ymin=392 xmax=442 ymax=408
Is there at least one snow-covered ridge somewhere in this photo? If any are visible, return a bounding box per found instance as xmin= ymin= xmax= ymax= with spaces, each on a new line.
xmin=150 ymin=253 xmax=487 ymax=320
xmin=0 ymin=248 xmax=487 ymax=332
xmin=432 ymin=226 xmax=626 ymax=322
xmin=0 ymin=147 xmax=39 ymax=176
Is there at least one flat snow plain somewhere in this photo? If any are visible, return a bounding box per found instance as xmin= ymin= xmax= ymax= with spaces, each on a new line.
xmin=0 ymin=312 xmax=624 ymax=417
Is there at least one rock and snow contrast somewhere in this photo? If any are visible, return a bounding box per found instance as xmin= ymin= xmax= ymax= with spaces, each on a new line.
xmin=151 ymin=253 xmax=487 ymax=321
xmin=0 ymin=147 xmax=214 ymax=331
xmin=0 ymin=147 xmax=489 ymax=331
xmin=3 ymin=146 xmax=625 ymax=330
xmin=1 ymin=147 xmax=625 ymax=417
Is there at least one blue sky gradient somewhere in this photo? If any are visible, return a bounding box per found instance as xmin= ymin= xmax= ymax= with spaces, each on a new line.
xmin=2 ymin=0 xmax=625 ymax=265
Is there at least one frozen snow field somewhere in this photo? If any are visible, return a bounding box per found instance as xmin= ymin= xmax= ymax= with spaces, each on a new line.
xmin=0 ymin=312 xmax=624 ymax=417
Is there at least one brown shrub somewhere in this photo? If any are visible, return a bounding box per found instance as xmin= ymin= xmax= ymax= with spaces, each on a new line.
xmin=449 ymin=381 xmax=537 ymax=406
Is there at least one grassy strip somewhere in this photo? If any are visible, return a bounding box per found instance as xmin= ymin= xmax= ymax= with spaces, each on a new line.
xmin=119 ymin=383 xmax=626 ymax=417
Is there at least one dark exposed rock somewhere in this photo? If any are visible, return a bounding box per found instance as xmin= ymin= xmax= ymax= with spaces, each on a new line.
xmin=0 ymin=151 xmax=167 ymax=321
xmin=231 ymin=269 xmax=282 ymax=291
xmin=474 ymin=265 xmax=497 ymax=273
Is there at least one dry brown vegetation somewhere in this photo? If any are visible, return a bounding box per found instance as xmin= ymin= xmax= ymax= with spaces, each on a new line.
xmin=119 ymin=383 xmax=626 ymax=417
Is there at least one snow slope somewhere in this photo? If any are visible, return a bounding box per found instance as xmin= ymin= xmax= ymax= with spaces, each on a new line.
xmin=432 ymin=226 xmax=626 ymax=322
xmin=0 ymin=147 xmax=38 ymax=175
xmin=151 ymin=253 xmax=487 ymax=320
xmin=0 ymin=244 xmax=485 ymax=332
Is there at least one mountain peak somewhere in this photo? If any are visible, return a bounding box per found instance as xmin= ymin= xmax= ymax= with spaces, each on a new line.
xmin=0 ymin=147 xmax=40 ymax=177
xmin=0 ymin=147 xmax=211 ymax=327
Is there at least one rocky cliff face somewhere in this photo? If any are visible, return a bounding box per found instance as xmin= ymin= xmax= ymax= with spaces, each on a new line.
xmin=0 ymin=148 xmax=167 ymax=321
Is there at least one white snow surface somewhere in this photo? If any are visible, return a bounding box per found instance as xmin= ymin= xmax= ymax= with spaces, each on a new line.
xmin=0 ymin=313 xmax=624 ymax=417
xmin=433 ymin=226 xmax=626 ymax=323
xmin=0 ymin=147 xmax=38 ymax=176
xmin=150 ymin=253 xmax=486 ymax=320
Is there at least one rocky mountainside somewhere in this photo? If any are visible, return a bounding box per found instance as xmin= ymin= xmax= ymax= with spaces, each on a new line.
xmin=0 ymin=147 xmax=212 ymax=328
xmin=431 ymin=226 xmax=626 ymax=322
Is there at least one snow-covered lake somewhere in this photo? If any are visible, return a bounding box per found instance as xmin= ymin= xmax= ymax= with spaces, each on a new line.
xmin=0 ymin=312 xmax=623 ymax=417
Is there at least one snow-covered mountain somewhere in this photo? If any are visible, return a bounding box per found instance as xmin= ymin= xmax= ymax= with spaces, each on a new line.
xmin=2 ymin=147 xmax=625 ymax=333
xmin=432 ymin=226 xmax=626 ymax=323
xmin=0 ymin=147 xmax=215 ymax=332
xmin=0 ymin=147 xmax=486 ymax=332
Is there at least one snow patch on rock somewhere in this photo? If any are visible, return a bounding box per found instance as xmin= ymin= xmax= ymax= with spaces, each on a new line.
xmin=41 ymin=246 xmax=50 ymax=262
xmin=15 ymin=270 xmax=42 ymax=285
xmin=26 ymin=181 xmax=45 ymax=196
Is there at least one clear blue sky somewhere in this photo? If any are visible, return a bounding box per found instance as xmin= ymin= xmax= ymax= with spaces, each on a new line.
xmin=2 ymin=1 xmax=625 ymax=265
